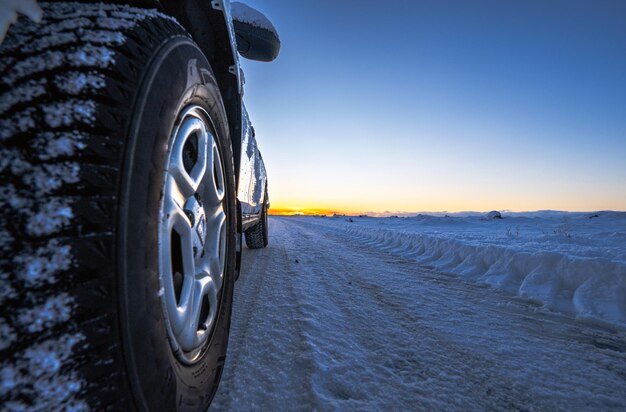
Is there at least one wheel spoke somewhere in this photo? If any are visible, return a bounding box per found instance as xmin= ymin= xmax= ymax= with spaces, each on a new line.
xmin=202 ymin=279 xmax=219 ymax=334
xmin=169 ymin=117 xmax=209 ymax=199
xmin=177 ymin=275 xmax=218 ymax=350
xmin=196 ymin=205 xmax=225 ymax=292
xmin=204 ymin=140 xmax=225 ymax=207
xmin=208 ymin=207 xmax=226 ymax=290
xmin=160 ymin=194 xmax=196 ymax=335
xmin=164 ymin=173 xmax=187 ymax=210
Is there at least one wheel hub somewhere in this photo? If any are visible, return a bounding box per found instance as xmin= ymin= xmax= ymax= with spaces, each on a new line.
xmin=185 ymin=195 xmax=207 ymax=256
xmin=158 ymin=105 xmax=227 ymax=364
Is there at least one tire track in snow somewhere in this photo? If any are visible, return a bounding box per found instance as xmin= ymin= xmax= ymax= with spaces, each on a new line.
xmin=213 ymin=217 xmax=626 ymax=411
xmin=295 ymin=217 xmax=626 ymax=353
xmin=287 ymin=217 xmax=626 ymax=408
xmin=325 ymin=218 xmax=626 ymax=350
xmin=342 ymin=219 xmax=626 ymax=327
xmin=277 ymin=219 xmax=538 ymax=410
xmin=212 ymin=218 xmax=322 ymax=411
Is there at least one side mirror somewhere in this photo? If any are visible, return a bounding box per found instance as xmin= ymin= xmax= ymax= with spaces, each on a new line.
xmin=231 ymin=2 xmax=280 ymax=62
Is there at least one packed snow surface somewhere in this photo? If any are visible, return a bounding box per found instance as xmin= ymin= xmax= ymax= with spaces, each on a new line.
xmin=213 ymin=216 xmax=626 ymax=410
xmin=341 ymin=211 xmax=626 ymax=327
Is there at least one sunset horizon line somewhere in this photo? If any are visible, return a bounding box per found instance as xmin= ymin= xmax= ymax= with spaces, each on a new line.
xmin=268 ymin=207 xmax=626 ymax=217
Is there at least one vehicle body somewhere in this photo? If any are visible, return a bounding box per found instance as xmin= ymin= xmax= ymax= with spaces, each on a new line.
xmin=0 ymin=0 xmax=273 ymax=261
xmin=138 ymin=0 xmax=274 ymax=243
xmin=0 ymin=0 xmax=278 ymax=410
xmin=239 ymin=104 xmax=269 ymax=228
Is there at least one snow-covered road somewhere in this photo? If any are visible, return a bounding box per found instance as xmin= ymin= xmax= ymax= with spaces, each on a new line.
xmin=212 ymin=217 xmax=626 ymax=411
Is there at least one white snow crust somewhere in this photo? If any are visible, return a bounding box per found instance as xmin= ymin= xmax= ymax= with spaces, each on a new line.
xmin=55 ymin=72 xmax=106 ymax=95
xmin=0 ymin=79 xmax=46 ymax=115
xmin=18 ymin=293 xmax=74 ymax=334
xmin=32 ymin=131 xmax=87 ymax=161
xmin=14 ymin=239 xmax=73 ymax=287
xmin=335 ymin=211 xmax=626 ymax=327
xmin=231 ymin=2 xmax=279 ymax=38
xmin=27 ymin=163 xmax=80 ymax=195
xmin=213 ymin=216 xmax=626 ymax=410
xmin=0 ymin=334 xmax=87 ymax=411
xmin=26 ymin=198 xmax=74 ymax=237
xmin=42 ymin=99 xmax=96 ymax=128
xmin=0 ymin=318 xmax=16 ymax=351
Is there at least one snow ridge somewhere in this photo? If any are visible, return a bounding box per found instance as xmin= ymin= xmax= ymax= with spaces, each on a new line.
xmin=344 ymin=215 xmax=626 ymax=327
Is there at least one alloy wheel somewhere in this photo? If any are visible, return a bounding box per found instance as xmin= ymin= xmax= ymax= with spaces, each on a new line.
xmin=158 ymin=105 xmax=228 ymax=364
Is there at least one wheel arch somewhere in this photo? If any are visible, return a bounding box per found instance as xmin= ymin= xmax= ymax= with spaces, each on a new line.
xmin=158 ymin=0 xmax=246 ymax=277
xmin=158 ymin=0 xmax=243 ymax=188
xmin=47 ymin=0 xmax=247 ymax=282
xmin=48 ymin=0 xmax=244 ymax=185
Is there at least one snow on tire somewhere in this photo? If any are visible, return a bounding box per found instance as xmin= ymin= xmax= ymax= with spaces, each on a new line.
xmin=0 ymin=3 xmax=236 ymax=410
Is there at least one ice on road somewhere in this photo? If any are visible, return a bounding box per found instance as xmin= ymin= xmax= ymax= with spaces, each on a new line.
xmin=212 ymin=217 xmax=626 ymax=411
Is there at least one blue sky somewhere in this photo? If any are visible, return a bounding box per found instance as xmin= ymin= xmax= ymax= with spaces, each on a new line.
xmin=239 ymin=0 xmax=626 ymax=213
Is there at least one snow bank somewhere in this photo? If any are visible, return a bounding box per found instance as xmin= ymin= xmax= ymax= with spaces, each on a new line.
xmin=341 ymin=212 xmax=626 ymax=327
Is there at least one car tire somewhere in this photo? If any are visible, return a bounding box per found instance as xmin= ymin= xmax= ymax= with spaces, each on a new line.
xmin=0 ymin=4 xmax=235 ymax=411
xmin=244 ymin=202 xmax=269 ymax=249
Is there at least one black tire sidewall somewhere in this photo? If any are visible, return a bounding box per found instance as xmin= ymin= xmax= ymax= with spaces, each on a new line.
xmin=263 ymin=203 xmax=269 ymax=246
xmin=117 ymin=36 xmax=236 ymax=411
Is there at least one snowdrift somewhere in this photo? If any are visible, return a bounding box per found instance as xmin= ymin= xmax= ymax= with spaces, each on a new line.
xmin=342 ymin=212 xmax=626 ymax=327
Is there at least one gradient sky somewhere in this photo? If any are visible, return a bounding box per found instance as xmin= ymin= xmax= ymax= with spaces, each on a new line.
xmin=239 ymin=0 xmax=626 ymax=214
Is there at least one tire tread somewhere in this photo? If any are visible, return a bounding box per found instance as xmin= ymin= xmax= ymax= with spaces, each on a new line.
xmin=244 ymin=206 xmax=269 ymax=249
xmin=0 ymin=3 xmax=188 ymax=410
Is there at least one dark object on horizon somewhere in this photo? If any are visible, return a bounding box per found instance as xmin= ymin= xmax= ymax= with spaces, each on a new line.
xmin=483 ymin=211 xmax=503 ymax=220
xmin=589 ymin=214 xmax=600 ymax=219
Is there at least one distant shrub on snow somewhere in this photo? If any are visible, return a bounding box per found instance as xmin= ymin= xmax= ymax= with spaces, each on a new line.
xmin=554 ymin=223 xmax=573 ymax=238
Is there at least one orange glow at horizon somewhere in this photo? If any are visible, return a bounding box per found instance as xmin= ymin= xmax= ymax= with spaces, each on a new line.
xmin=268 ymin=198 xmax=626 ymax=216
xmin=269 ymin=203 xmax=373 ymax=216
xmin=264 ymin=166 xmax=625 ymax=217
xmin=269 ymin=207 xmax=342 ymax=216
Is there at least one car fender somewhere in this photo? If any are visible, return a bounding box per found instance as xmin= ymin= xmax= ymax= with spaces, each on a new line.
xmin=1 ymin=0 xmax=244 ymax=185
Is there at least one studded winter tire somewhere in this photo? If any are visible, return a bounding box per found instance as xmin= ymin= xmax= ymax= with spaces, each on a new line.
xmin=244 ymin=201 xmax=269 ymax=249
xmin=0 ymin=3 xmax=236 ymax=411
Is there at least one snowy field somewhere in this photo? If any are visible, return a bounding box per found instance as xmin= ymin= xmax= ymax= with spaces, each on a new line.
xmin=212 ymin=216 xmax=626 ymax=410
xmin=340 ymin=211 xmax=626 ymax=327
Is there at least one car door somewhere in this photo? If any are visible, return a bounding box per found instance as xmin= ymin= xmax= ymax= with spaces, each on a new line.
xmin=238 ymin=104 xmax=267 ymax=219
